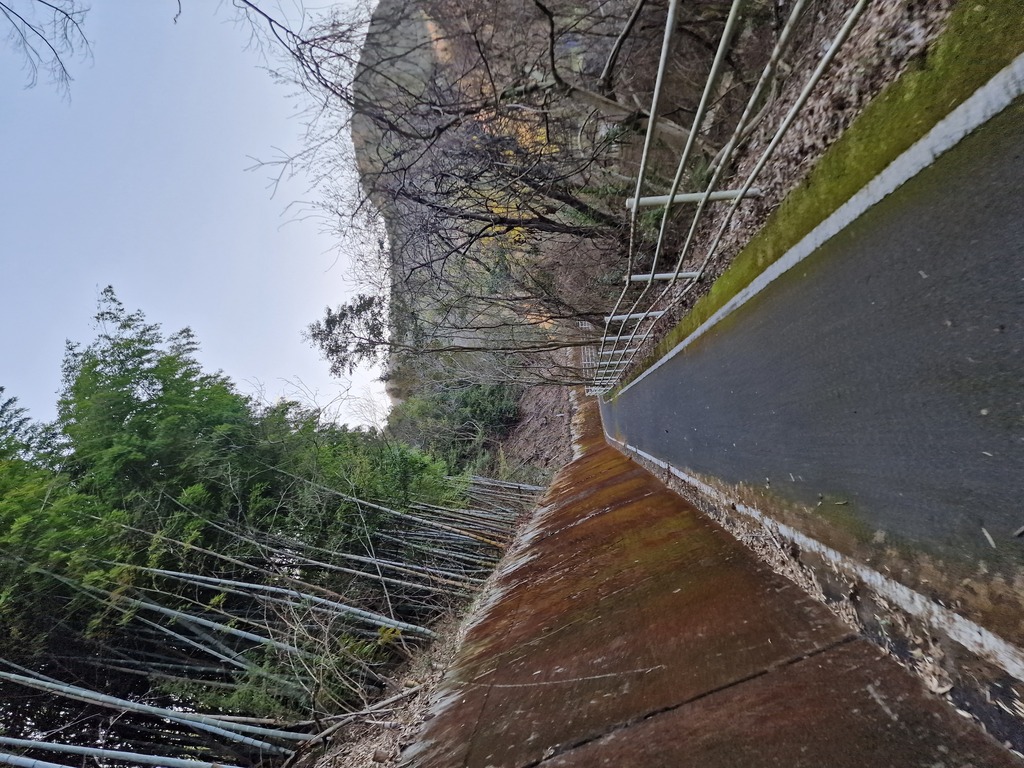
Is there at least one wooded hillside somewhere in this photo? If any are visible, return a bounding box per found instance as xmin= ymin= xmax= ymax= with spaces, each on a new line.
xmin=328 ymin=0 xmax=767 ymax=445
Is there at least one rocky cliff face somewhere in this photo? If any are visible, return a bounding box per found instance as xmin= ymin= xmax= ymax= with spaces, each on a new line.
xmin=351 ymin=0 xmax=435 ymax=204
xmin=351 ymin=0 xmax=532 ymax=401
xmin=351 ymin=0 xmax=438 ymax=400
xmin=349 ymin=0 xmax=628 ymax=401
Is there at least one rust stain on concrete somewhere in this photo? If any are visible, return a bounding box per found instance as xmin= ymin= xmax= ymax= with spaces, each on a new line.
xmin=404 ymin=401 xmax=1019 ymax=767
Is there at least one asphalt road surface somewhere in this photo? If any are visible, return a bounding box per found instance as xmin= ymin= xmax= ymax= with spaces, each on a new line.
xmin=601 ymin=98 xmax=1024 ymax=566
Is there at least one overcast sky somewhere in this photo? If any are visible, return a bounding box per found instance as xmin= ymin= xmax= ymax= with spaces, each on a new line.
xmin=0 ymin=3 xmax=386 ymax=427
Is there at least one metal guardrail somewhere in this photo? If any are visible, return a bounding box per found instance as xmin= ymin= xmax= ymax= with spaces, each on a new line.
xmin=587 ymin=0 xmax=871 ymax=395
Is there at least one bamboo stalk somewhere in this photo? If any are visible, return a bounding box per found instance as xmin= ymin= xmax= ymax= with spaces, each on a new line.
xmin=264 ymin=466 xmax=506 ymax=546
xmin=464 ymin=475 xmax=545 ymax=492
xmin=55 ymin=654 xmax=230 ymax=676
xmin=0 ymin=750 xmax=74 ymax=768
xmin=132 ymin=615 xmax=265 ymax=677
xmin=0 ymin=736 xmax=246 ymax=768
xmin=121 ymin=593 xmax=306 ymax=656
xmin=374 ymin=533 xmax=496 ymax=568
xmin=168 ymin=511 xmax=453 ymax=592
xmin=405 ymin=504 xmax=513 ymax=537
xmin=140 ymin=567 xmax=435 ymax=638
xmin=238 ymin=543 xmax=459 ymax=594
xmin=0 ymin=670 xmax=300 ymax=752
xmin=68 ymin=660 xmax=241 ymax=691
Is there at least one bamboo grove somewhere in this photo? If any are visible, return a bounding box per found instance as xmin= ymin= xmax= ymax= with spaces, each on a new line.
xmin=0 ymin=289 xmax=541 ymax=767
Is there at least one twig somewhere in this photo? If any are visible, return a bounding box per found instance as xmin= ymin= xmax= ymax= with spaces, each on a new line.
xmin=280 ymin=685 xmax=424 ymax=768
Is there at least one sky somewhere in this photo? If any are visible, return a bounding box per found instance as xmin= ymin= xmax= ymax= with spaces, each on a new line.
xmin=0 ymin=2 xmax=387 ymax=427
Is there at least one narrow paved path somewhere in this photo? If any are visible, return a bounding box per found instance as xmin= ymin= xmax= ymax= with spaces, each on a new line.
xmin=601 ymin=97 xmax=1024 ymax=568
xmin=406 ymin=402 xmax=1016 ymax=767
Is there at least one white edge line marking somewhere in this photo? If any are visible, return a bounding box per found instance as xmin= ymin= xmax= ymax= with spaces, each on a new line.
xmin=604 ymin=431 xmax=1024 ymax=683
xmin=616 ymin=51 xmax=1024 ymax=397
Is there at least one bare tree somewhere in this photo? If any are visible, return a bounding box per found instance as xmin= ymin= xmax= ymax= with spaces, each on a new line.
xmin=297 ymin=0 xmax=668 ymax=388
xmin=1 ymin=0 xmax=90 ymax=94
xmin=231 ymin=0 xmax=762 ymax=390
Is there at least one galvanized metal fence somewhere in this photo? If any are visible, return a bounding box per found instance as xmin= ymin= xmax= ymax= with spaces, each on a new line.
xmin=586 ymin=0 xmax=870 ymax=395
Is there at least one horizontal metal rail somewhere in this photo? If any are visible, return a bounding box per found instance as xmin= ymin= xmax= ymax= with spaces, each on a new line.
xmin=605 ymin=311 xmax=665 ymax=323
xmin=629 ymin=272 xmax=698 ymax=282
xmin=626 ymin=188 xmax=761 ymax=210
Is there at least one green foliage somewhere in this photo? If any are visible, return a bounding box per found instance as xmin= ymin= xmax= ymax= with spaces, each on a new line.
xmin=636 ymin=206 xmax=665 ymax=239
xmin=388 ymin=381 xmax=521 ymax=472
xmin=306 ymin=293 xmax=388 ymax=377
xmin=58 ymin=288 xmax=252 ymax=507
xmin=0 ymin=388 xmax=32 ymax=459
xmin=0 ymin=288 xmax=480 ymax=723
xmin=0 ymin=457 xmax=119 ymax=656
